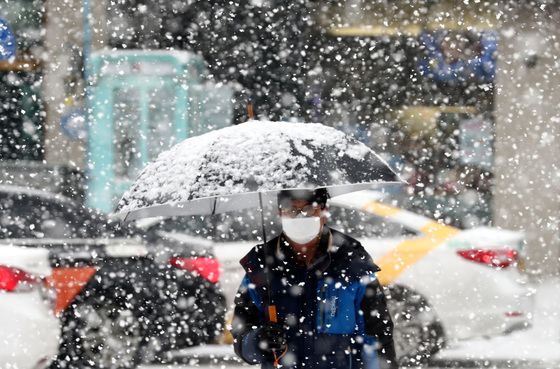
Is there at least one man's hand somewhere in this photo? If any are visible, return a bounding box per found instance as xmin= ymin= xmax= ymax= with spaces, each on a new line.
xmin=256 ymin=323 xmax=288 ymax=355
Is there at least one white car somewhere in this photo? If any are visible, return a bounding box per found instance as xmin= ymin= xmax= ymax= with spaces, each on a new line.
xmin=148 ymin=190 xmax=533 ymax=364
xmin=327 ymin=191 xmax=533 ymax=363
xmin=0 ymin=246 xmax=59 ymax=368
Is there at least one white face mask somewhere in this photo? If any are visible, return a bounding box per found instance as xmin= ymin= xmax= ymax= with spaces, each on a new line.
xmin=281 ymin=216 xmax=321 ymax=244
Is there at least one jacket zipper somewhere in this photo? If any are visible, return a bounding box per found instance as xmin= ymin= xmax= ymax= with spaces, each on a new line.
xmin=319 ymin=282 xmax=328 ymax=334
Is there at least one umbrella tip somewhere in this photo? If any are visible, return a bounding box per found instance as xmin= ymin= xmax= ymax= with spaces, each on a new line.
xmin=247 ymin=101 xmax=255 ymax=120
xmin=245 ymin=175 xmax=259 ymax=192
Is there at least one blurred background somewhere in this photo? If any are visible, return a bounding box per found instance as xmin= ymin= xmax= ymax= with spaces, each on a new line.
xmin=0 ymin=1 xmax=559 ymax=368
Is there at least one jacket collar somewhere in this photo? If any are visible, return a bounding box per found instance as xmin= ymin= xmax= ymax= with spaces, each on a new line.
xmin=239 ymin=226 xmax=380 ymax=279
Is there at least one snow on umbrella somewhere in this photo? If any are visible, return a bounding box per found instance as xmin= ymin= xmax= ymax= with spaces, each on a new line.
xmin=115 ymin=120 xmax=403 ymax=325
xmin=115 ymin=120 xmax=403 ymax=221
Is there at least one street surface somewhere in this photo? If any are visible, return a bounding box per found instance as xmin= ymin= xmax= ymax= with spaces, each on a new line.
xmin=139 ymin=279 xmax=560 ymax=369
xmin=139 ymin=362 xmax=556 ymax=369
xmin=136 ymin=343 xmax=559 ymax=369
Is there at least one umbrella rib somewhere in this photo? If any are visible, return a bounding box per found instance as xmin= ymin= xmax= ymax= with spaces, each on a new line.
xmin=211 ymin=196 xmax=217 ymax=215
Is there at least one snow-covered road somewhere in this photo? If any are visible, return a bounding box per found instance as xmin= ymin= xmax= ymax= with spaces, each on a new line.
xmin=140 ymin=358 xmax=558 ymax=369
xmin=140 ymin=279 xmax=560 ymax=369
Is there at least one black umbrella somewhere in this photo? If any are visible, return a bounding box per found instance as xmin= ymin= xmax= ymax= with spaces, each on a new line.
xmin=115 ymin=120 xmax=404 ymax=322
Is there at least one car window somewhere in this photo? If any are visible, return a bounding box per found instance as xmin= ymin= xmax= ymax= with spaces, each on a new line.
xmin=45 ymin=202 xmax=128 ymax=239
xmin=328 ymin=205 xmax=417 ymax=239
xmin=0 ymin=192 xmax=126 ymax=240
xmin=58 ymin=204 xmax=106 ymax=239
xmin=35 ymin=205 xmax=76 ymax=239
xmin=0 ymin=194 xmax=77 ymax=239
xmin=156 ymin=208 xmax=281 ymax=242
xmin=0 ymin=194 xmax=37 ymax=238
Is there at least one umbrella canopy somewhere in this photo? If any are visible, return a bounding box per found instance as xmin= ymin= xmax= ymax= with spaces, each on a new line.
xmin=115 ymin=121 xmax=403 ymax=221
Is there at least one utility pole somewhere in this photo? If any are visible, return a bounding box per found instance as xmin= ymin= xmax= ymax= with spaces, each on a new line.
xmin=493 ymin=2 xmax=560 ymax=278
xmin=42 ymin=0 xmax=107 ymax=168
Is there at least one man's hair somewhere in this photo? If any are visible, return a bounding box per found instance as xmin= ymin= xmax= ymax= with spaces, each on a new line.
xmin=277 ymin=188 xmax=330 ymax=209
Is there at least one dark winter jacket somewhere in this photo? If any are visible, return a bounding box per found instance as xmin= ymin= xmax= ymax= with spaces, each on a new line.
xmin=232 ymin=226 xmax=396 ymax=369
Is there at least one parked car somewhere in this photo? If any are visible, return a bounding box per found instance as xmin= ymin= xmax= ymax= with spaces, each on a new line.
xmin=0 ymin=185 xmax=226 ymax=369
xmin=328 ymin=190 xmax=533 ymax=364
xmin=150 ymin=190 xmax=533 ymax=366
xmin=0 ymin=245 xmax=59 ymax=369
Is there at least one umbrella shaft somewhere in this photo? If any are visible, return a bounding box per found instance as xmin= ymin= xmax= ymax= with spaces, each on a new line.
xmin=258 ymin=191 xmax=275 ymax=320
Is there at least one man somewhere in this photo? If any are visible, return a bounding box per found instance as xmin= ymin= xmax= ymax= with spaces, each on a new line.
xmin=232 ymin=188 xmax=397 ymax=369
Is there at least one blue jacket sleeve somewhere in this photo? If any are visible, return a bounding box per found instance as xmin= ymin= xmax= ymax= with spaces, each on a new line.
xmin=232 ymin=274 xmax=267 ymax=364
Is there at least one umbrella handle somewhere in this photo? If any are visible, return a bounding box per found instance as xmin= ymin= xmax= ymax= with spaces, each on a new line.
xmin=273 ymin=344 xmax=289 ymax=368
xmin=269 ymin=304 xmax=285 ymax=368
xmin=268 ymin=305 xmax=277 ymax=323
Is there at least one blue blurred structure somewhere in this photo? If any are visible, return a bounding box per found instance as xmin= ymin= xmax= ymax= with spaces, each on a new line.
xmin=86 ymin=50 xmax=233 ymax=213
xmin=417 ymin=30 xmax=497 ymax=83
xmin=0 ymin=18 xmax=16 ymax=60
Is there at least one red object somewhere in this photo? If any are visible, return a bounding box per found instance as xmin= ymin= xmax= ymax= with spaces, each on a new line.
xmin=457 ymin=248 xmax=519 ymax=268
xmin=170 ymin=257 xmax=220 ymax=283
xmin=505 ymin=311 xmax=524 ymax=317
xmin=0 ymin=265 xmax=37 ymax=292
xmin=48 ymin=267 xmax=98 ymax=314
